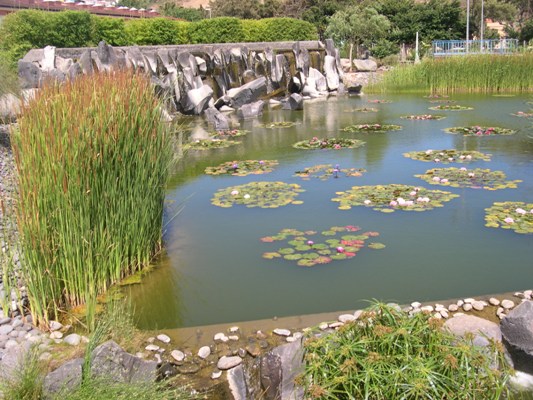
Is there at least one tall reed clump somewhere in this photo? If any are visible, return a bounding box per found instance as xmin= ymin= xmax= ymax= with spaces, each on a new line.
xmin=12 ymin=71 xmax=173 ymax=330
xmin=370 ymin=53 xmax=533 ymax=94
xmin=300 ymin=302 xmax=512 ymax=399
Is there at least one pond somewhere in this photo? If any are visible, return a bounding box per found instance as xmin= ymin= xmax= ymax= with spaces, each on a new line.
xmin=128 ymin=93 xmax=533 ymax=330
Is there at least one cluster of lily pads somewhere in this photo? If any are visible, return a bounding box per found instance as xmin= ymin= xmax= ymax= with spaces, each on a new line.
xmin=210 ymin=129 xmax=248 ymax=139
xmin=368 ymin=99 xmax=392 ymax=104
xmin=205 ymin=160 xmax=278 ymax=176
xmin=262 ymin=121 xmax=297 ymax=129
xmin=184 ymin=139 xmax=241 ymax=150
xmin=401 ymin=114 xmax=445 ymax=120
xmin=261 ymin=226 xmax=385 ymax=267
xmin=429 ymin=104 xmax=473 ymax=111
xmin=485 ymin=201 xmax=533 ymax=234
xmin=292 ymin=137 xmax=365 ymax=150
xmin=293 ymin=164 xmax=366 ymax=181
xmin=428 ymin=100 xmax=457 ymax=104
xmin=511 ymin=111 xmax=533 ymax=118
xmin=424 ymin=94 xmax=449 ymax=99
xmin=403 ymin=149 xmax=491 ymax=163
xmin=342 ymin=124 xmax=402 ymax=133
xmin=350 ymin=107 xmax=378 ymax=113
xmin=211 ymin=181 xmax=305 ymax=208
xmin=415 ymin=168 xmax=521 ymax=190
xmin=331 ymin=184 xmax=459 ymax=213
xmin=444 ymin=126 xmax=516 ymax=136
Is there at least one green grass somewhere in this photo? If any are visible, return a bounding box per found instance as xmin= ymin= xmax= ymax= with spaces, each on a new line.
xmin=300 ymin=302 xmax=512 ymax=399
xmin=369 ymin=54 xmax=533 ymax=94
xmin=0 ymin=53 xmax=19 ymax=98
xmin=12 ymin=71 xmax=174 ymax=330
xmin=0 ymin=346 xmax=45 ymax=400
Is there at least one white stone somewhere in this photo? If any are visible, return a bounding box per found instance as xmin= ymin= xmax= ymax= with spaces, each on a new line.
xmin=411 ymin=301 xmax=422 ymax=308
xmin=448 ymin=304 xmax=459 ymax=312
xmin=432 ymin=313 xmax=442 ymax=319
xmin=154 ymin=354 xmax=162 ymax=364
xmin=286 ymin=336 xmax=297 ymax=343
xmin=489 ymin=298 xmax=500 ymax=306
xmin=49 ymin=320 xmax=63 ymax=332
xmin=464 ymin=298 xmax=475 ymax=304
xmin=39 ymin=352 xmax=52 ymax=361
xmin=472 ymin=301 xmax=485 ymax=311
xmin=214 ymin=332 xmax=229 ymax=342
xmin=328 ymin=322 xmax=344 ymax=329
xmin=524 ymin=290 xmax=533 ymax=299
xmin=63 ymin=333 xmax=81 ymax=346
xmin=319 ymin=323 xmax=329 ymax=330
xmin=273 ymin=328 xmax=291 ymax=337
xmin=499 ymin=313 xmax=506 ymax=320
xmin=217 ymin=356 xmax=242 ymax=370
xmin=353 ymin=310 xmax=363 ymax=319
xmin=228 ymin=335 xmax=239 ymax=341
xmin=171 ymin=350 xmax=185 ymax=362
xmin=293 ymin=332 xmax=303 ymax=339
xmin=211 ymin=370 xmax=223 ymax=379
xmin=338 ymin=314 xmax=355 ymax=323
xmin=514 ymin=292 xmax=525 ymax=298
xmin=457 ymin=300 xmax=464 ymax=307
xmin=420 ymin=306 xmax=434 ymax=312
xmin=135 ymin=352 xmax=145 ymax=358
xmin=496 ymin=307 xmax=504 ymax=315
xmin=5 ymin=340 xmax=19 ymax=349
xmin=157 ymin=334 xmax=171 ymax=344
xmin=463 ymin=303 xmax=473 ymax=312
xmin=198 ymin=346 xmax=211 ymax=359
xmin=229 ymin=326 xmax=239 ymax=333
xmin=50 ymin=331 xmax=63 ymax=339
xmin=145 ymin=344 xmax=160 ymax=352
xmin=501 ymin=299 xmax=515 ymax=309
xmin=440 ymin=310 xmax=449 ymax=319
xmin=510 ymin=371 xmax=533 ymax=391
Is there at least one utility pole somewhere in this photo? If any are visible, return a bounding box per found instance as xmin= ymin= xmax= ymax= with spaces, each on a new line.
xmin=466 ymin=0 xmax=470 ymax=53
xmin=480 ymin=0 xmax=485 ymax=52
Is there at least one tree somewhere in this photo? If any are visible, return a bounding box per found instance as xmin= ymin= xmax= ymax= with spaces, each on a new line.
xmin=302 ymin=0 xmax=351 ymax=39
xmin=159 ymin=3 xmax=204 ymax=21
xmin=469 ymin=0 xmax=517 ymax=37
xmin=208 ymin=0 xmax=261 ymax=19
xmin=117 ymin=0 xmax=150 ymax=9
xmin=520 ymin=17 xmax=533 ymax=41
xmin=325 ymin=5 xmax=390 ymax=68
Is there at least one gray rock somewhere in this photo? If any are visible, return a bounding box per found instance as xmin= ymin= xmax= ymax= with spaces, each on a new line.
xmin=18 ymin=61 xmax=43 ymax=89
xmin=49 ymin=320 xmax=63 ymax=331
xmin=444 ymin=314 xmax=501 ymax=347
xmin=338 ymin=314 xmax=356 ymax=323
xmin=227 ymin=77 xmax=267 ymax=108
xmin=182 ymin=85 xmax=213 ymax=115
xmin=50 ymin=331 xmax=63 ymax=340
xmin=41 ymin=46 xmax=56 ymax=72
xmin=204 ymin=107 xmax=230 ymax=130
xmin=177 ymin=363 xmax=200 ymax=374
xmin=63 ymin=334 xmax=81 ymax=346
xmin=198 ymin=345 xmax=211 ymax=359
xmin=237 ymin=100 xmax=264 ymax=119
xmin=501 ymin=301 xmax=533 ymax=373
xmin=0 ymin=317 xmax=11 ymax=326
xmin=78 ymin=50 xmax=94 ymax=75
xmin=43 ymin=358 xmax=83 ymax=398
xmin=55 ymin=56 xmax=73 ymax=74
xmin=217 ymin=355 xmax=243 ymax=370
xmin=323 ymin=56 xmax=339 ymax=91
xmin=171 ymin=349 xmax=185 ymax=362
xmin=353 ymin=59 xmax=378 ymax=72
xmin=309 ymin=68 xmax=327 ymax=92
xmin=282 ymin=94 xmax=303 ymax=111
xmin=156 ymin=334 xmax=171 ymax=344
xmin=227 ymin=364 xmax=248 ymax=399
xmin=0 ymin=324 xmax=13 ymax=335
xmin=96 ymin=41 xmax=117 ymax=70
xmin=273 ymin=328 xmax=291 ymax=337
xmin=91 ymin=340 xmax=158 ymax=383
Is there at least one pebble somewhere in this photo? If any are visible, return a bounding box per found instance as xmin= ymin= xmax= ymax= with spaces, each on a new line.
xmin=448 ymin=304 xmax=459 ymax=312
xmin=50 ymin=331 xmax=63 ymax=339
xmin=489 ymin=298 xmax=500 ymax=306
xmin=228 ymin=335 xmax=239 ymax=341
xmin=135 ymin=352 xmax=145 ymax=358
xmin=273 ymin=328 xmax=291 ymax=337
xmin=157 ymin=334 xmax=171 ymax=344
xmin=5 ymin=339 xmax=18 ymax=349
xmin=211 ymin=370 xmax=223 ymax=379
xmin=214 ymin=333 xmax=229 ymax=342
xmin=0 ymin=317 xmax=11 ymax=326
xmin=472 ymin=301 xmax=485 ymax=311
xmin=256 ymin=331 xmax=267 ymax=340
xmin=464 ymin=298 xmax=475 ymax=304
xmin=12 ymin=319 xmax=23 ymax=328
xmin=63 ymin=334 xmax=81 ymax=346
xmin=171 ymin=350 xmax=185 ymax=362
xmin=319 ymin=322 xmax=329 ymax=330
xmin=420 ymin=306 xmax=434 ymax=313
xmin=502 ymin=299 xmax=515 ymax=309
xmin=0 ymin=325 xmax=14 ymax=335
xmin=462 ymin=303 xmax=473 ymax=312
xmin=145 ymin=344 xmax=160 ymax=352
xmin=49 ymin=321 xmax=63 ymax=331
xmin=329 ymin=322 xmax=344 ymax=329
xmin=457 ymin=300 xmax=464 ymax=307
xmin=440 ymin=310 xmax=449 ymax=319
xmin=39 ymin=352 xmax=52 ymax=361
xmin=238 ymin=348 xmax=246 ymax=358
xmin=198 ymin=346 xmax=211 ymax=359
xmin=229 ymin=326 xmax=239 ymax=333
xmin=217 ymin=355 xmax=242 ymax=370
xmin=286 ymin=336 xmax=297 ymax=343
xmin=497 ymin=307 xmax=505 ymax=316
xmin=524 ymin=290 xmax=532 ymax=299
xmin=245 ymin=343 xmax=261 ymax=357
xmin=353 ymin=310 xmax=363 ymax=319
xmin=338 ymin=314 xmax=356 ymax=323
xmin=411 ymin=302 xmax=421 ymax=308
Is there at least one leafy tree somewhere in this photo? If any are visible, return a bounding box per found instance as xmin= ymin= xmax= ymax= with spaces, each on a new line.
xmin=91 ymin=16 xmax=130 ymax=46
xmin=159 ymin=3 xmax=204 ymax=21
xmin=258 ymin=0 xmax=282 ymax=18
xmin=49 ymin=11 xmax=93 ymax=48
xmin=469 ymin=0 xmax=517 ymax=37
xmin=302 ymin=0 xmax=351 ymax=39
xmin=325 ymin=5 xmax=390 ymax=67
xmin=520 ymin=17 xmax=533 ymax=41
xmin=208 ymin=0 xmax=261 ymax=19
xmin=117 ymin=0 xmax=150 ymax=9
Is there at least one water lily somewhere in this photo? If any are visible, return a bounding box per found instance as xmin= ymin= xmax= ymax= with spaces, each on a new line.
xmin=504 ymin=217 xmax=514 ymax=224
xmin=466 ymin=155 xmax=472 ymax=160
xmin=426 ymin=150 xmax=433 ymax=155
xmin=448 ymin=157 xmax=454 ymax=162
xmin=397 ymin=197 xmax=406 ymax=205
xmin=259 ymin=160 xmax=265 ymax=165
xmin=334 ymin=144 xmax=341 ymax=149
xmin=364 ymin=199 xmax=371 ymax=205
xmin=409 ymin=191 xmax=417 ymax=196
xmin=243 ymin=194 xmax=251 ymax=199
xmin=337 ymin=246 xmax=345 ymax=253
xmin=232 ymin=163 xmax=239 ymax=169
xmin=460 ymin=167 xmax=467 ymax=171
xmin=432 ymin=177 xmax=441 ymax=182
xmin=307 ymin=240 xmax=314 ymax=246
xmin=459 ymin=155 xmax=465 ymax=160
xmin=434 ymin=159 xmax=440 ymax=163
xmin=440 ymin=178 xmax=449 ymax=183
xmin=405 ymin=200 xmax=414 ymax=206
xmin=468 ymin=172 xmax=475 ymax=178
xmin=230 ymin=190 xmax=239 ymax=196
xmin=389 ymin=200 xmax=398 ymax=206
xmin=516 ymin=208 xmax=527 ymax=215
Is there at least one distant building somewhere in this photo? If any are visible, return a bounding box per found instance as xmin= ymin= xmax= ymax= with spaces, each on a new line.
xmin=485 ymin=18 xmax=507 ymax=38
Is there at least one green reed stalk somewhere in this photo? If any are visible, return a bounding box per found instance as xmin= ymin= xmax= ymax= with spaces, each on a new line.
xmin=369 ymin=53 xmax=533 ymax=94
xmin=12 ymin=71 xmax=173 ymax=329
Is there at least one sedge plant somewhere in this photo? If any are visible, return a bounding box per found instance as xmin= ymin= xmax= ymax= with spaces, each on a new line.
xmin=300 ymin=302 xmax=512 ymax=399
xmin=12 ymin=71 xmax=174 ymax=330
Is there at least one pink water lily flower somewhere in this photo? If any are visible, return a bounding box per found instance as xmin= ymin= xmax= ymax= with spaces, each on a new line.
xmin=460 ymin=167 xmax=467 ymax=171
xmin=504 ymin=217 xmax=514 ymax=224
xmin=389 ymin=200 xmax=398 ymax=206
xmin=440 ymin=178 xmax=449 ymax=183
xmin=307 ymin=240 xmax=314 ymax=246
xmin=337 ymin=247 xmax=345 ymax=253
xmin=465 ymin=155 xmax=472 ymax=160
xmin=230 ymin=190 xmax=239 ymax=196
xmin=364 ymin=199 xmax=371 ymax=205
xmin=516 ymin=208 xmax=527 ymax=215
xmin=468 ymin=172 xmax=475 ymax=178
xmin=432 ymin=177 xmax=441 ymax=182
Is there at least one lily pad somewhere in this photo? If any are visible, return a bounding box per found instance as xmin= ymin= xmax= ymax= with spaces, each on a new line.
xmin=205 ymin=160 xmax=278 ymax=176
xmin=403 ymin=149 xmax=491 ymax=163
xmin=332 ymin=184 xmax=459 ymax=213
xmin=262 ymin=121 xmax=297 ymax=129
xmin=210 ymin=129 xmax=249 ymax=139
xmin=415 ymin=168 xmax=521 ymax=190
xmin=184 ymin=139 xmax=241 ymax=150
xmin=261 ymin=225 xmax=384 ymax=267
xmin=294 ymin=164 xmax=366 ymax=181
xmin=345 ymin=107 xmax=378 ymax=113
xmin=400 ymin=114 xmax=445 ymax=120
xmin=484 ymin=202 xmax=533 ymax=234
xmin=368 ymin=99 xmax=392 ymax=104
xmin=429 ymin=104 xmax=473 ymax=111
xmin=342 ymin=124 xmax=402 ymax=133
xmin=511 ymin=111 xmax=533 ymax=118
xmin=293 ymin=137 xmax=365 ymax=150
xmin=444 ymin=126 xmax=515 ymax=136
xmin=424 ymin=94 xmax=449 ymax=99
xmin=428 ymin=100 xmax=457 ymax=104
xmin=211 ymin=181 xmax=305 ymax=208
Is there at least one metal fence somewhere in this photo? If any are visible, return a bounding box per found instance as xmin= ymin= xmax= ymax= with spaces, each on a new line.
xmin=432 ymin=39 xmax=520 ymax=57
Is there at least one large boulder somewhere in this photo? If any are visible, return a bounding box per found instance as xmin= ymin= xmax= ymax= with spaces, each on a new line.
xmin=443 ymin=314 xmax=501 ymax=347
xmin=237 ymin=100 xmax=264 ymax=119
xmin=18 ymin=61 xmax=42 ymax=89
xmin=227 ymin=77 xmax=267 ymax=108
xmin=0 ymin=94 xmax=21 ymax=123
xmin=204 ymin=107 xmax=230 ymax=130
xmin=91 ymin=340 xmax=158 ymax=384
xmin=323 ymin=56 xmax=339 ymax=91
xmin=41 ymin=46 xmax=56 ymax=72
xmin=353 ymin=59 xmax=378 ymax=72
xmin=282 ymin=93 xmax=304 ymax=111
xmin=182 ymin=85 xmax=213 ymax=115
xmin=43 ymin=358 xmax=83 ymax=398
xmin=501 ymin=300 xmax=533 ymax=374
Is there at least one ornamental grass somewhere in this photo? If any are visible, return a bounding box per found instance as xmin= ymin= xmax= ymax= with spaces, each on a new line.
xmin=370 ymin=54 xmax=533 ymax=93
xmin=12 ymin=71 xmax=173 ymax=329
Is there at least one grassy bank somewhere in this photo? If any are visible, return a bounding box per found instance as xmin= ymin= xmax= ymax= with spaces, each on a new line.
xmin=12 ymin=71 xmax=173 ymax=329
xmin=369 ymin=54 xmax=533 ymax=94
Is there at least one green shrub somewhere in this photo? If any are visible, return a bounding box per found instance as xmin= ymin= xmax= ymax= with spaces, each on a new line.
xmin=0 ymin=52 xmax=19 ymax=96
xmin=0 ymin=346 xmax=45 ymax=400
xmin=301 ymin=302 xmax=511 ymax=399
xmin=259 ymin=18 xmax=318 ymax=41
xmin=48 ymin=11 xmax=93 ymax=48
xmin=188 ymin=17 xmax=245 ymax=43
xmin=126 ymin=18 xmax=189 ymax=45
xmin=371 ymin=38 xmax=398 ymax=59
xmin=159 ymin=3 xmax=204 ymax=21
xmin=242 ymin=19 xmax=264 ymax=42
xmin=91 ymin=16 xmax=130 ymax=46
xmin=13 ymin=71 xmax=173 ymax=329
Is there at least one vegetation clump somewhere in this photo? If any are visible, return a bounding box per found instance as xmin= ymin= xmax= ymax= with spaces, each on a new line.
xmin=348 ymin=107 xmax=378 ymax=113
xmin=444 ymin=126 xmax=516 ymax=136
xmin=403 ymin=149 xmax=491 ymax=163
xmin=367 ymin=99 xmax=392 ymax=104
xmin=12 ymin=72 xmax=173 ymax=329
xmin=485 ymin=201 xmax=533 ymax=234
xmin=292 ymin=137 xmax=365 ymax=150
xmin=429 ymin=104 xmax=473 ymax=111
xmin=300 ymin=302 xmax=511 ymax=399
xmin=400 ymin=114 xmax=445 ymax=120
xmin=210 ymin=129 xmax=248 ymax=139
xmin=415 ymin=168 xmax=521 ymax=190
xmin=342 ymin=124 xmax=402 ymax=133
xmin=261 ymin=226 xmax=384 ymax=267
xmin=294 ymin=164 xmax=365 ymax=180
xmin=184 ymin=138 xmax=241 ymax=150
xmin=261 ymin=121 xmax=297 ymax=129
xmin=511 ymin=111 xmax=533 ymax=117
xmin=205 ymin=159 xmax=278 ymax=176
xmin=211 ymin=181 xmax=305 ymax=208
xmin=332 ymin=184 xmax=459 ymax=212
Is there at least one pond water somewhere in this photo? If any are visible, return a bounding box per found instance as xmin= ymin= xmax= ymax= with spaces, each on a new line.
xmin=128 ymin=93 xmax=533 ymax=330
